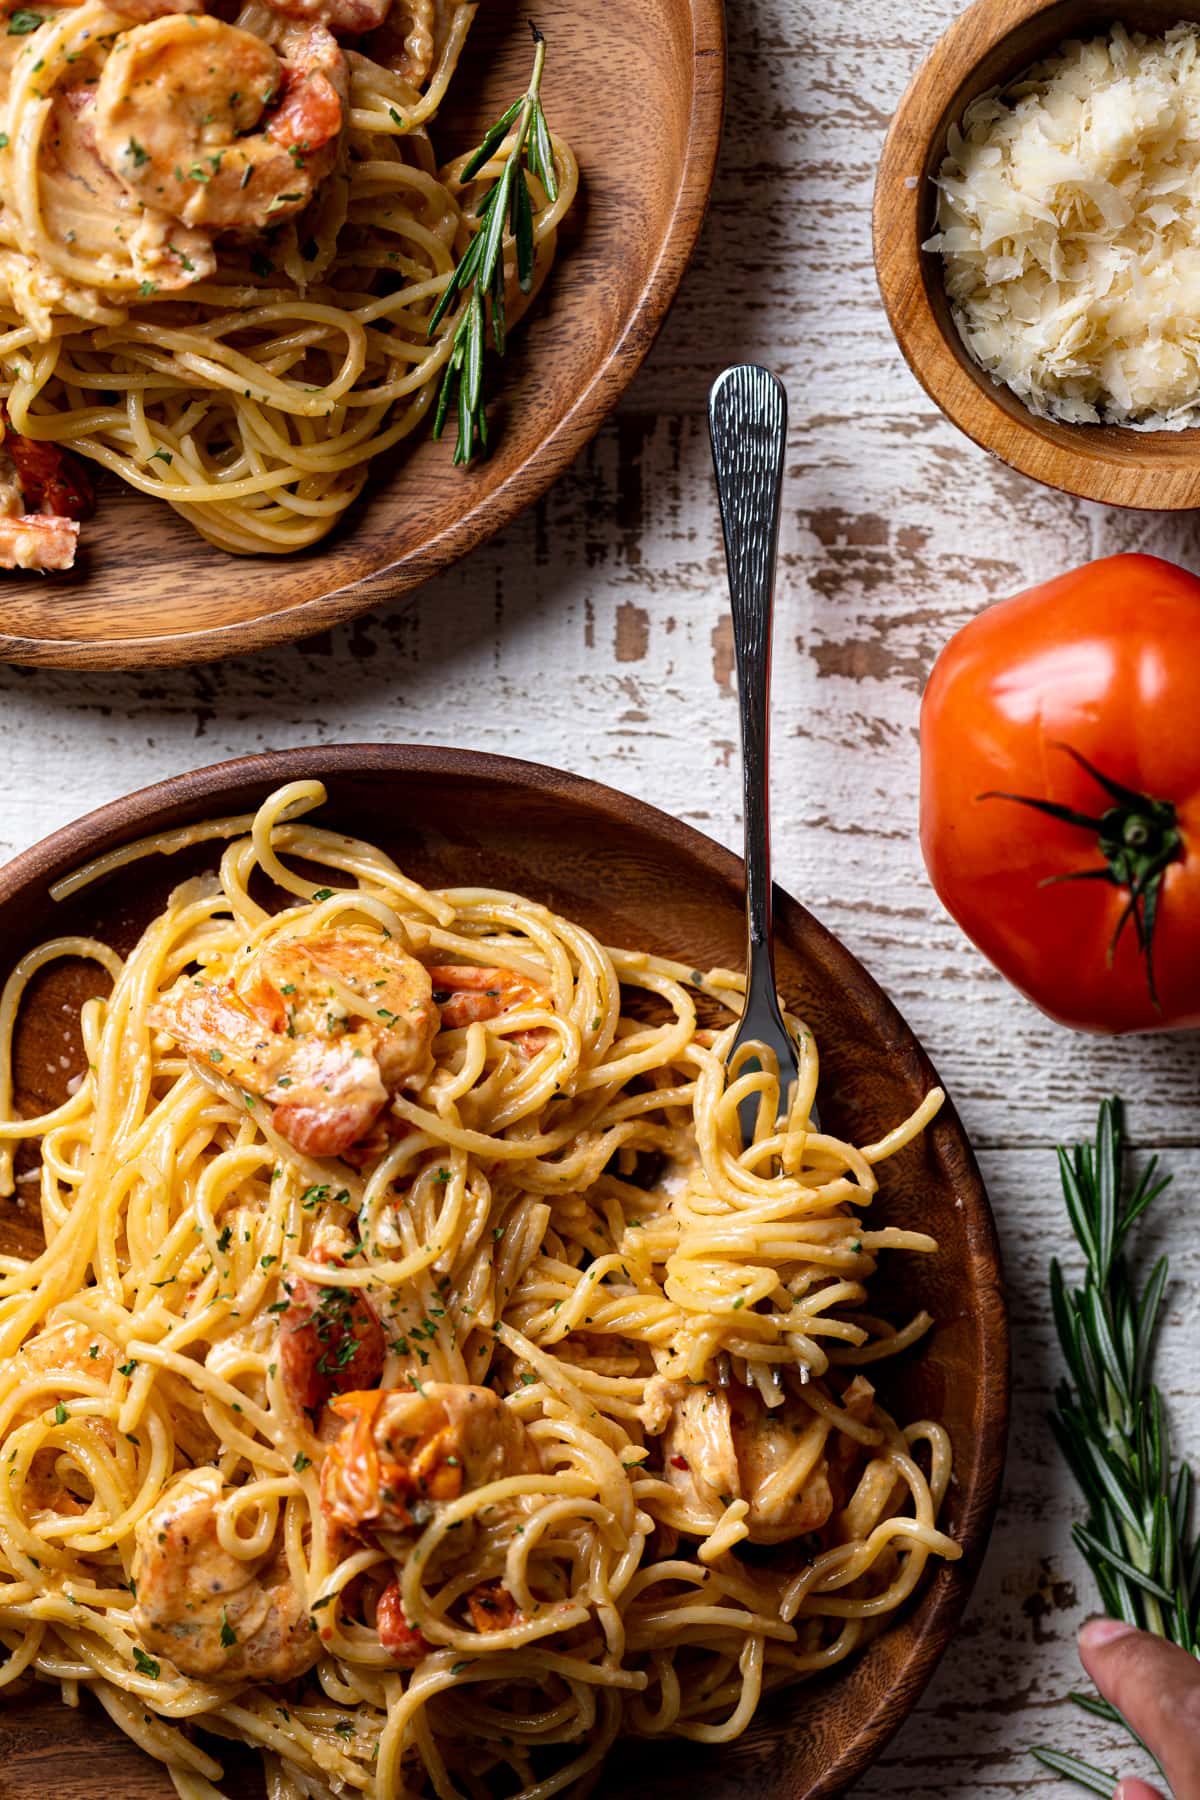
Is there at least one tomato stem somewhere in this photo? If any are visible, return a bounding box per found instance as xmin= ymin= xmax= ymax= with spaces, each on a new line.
xmin=979 ymin=743 xmax=1182 ymax=1008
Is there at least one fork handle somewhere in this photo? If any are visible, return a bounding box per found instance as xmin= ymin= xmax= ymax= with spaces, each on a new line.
xmin=708 ymin=365 xmax=788 ymax=989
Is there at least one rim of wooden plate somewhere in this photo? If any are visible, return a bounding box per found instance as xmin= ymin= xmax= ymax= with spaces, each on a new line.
xmin=0 ymin=743 xmax=1010 ymax=1798
xmin=0 ymin=1 xmax=726 ymax=669
xmin=874 ymin=0 xmax=1200 ymax=509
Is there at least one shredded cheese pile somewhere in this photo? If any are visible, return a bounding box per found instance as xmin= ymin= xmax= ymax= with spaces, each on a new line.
xmin=927 ymin=24 xmax=1200 ymax=428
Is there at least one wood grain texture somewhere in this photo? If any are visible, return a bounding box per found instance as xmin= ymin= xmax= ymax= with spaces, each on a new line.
xmin=0 ymin=744 xmax=1007 ymax=1799
xmin=0 ymin=0 xmax=724 ymax=670
xmin=875 ymin=0 xmax=1200 ymax=509
xmin=0 ymin=0 xmax=1198 ymax=1791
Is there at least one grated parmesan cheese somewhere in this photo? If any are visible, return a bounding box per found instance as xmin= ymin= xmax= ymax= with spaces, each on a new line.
xmin=925 ymin=24 xmax=1200 ymax=428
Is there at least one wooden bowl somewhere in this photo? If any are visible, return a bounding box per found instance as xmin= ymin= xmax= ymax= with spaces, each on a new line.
xmin=0 ymin=0 xmax=725 ymax=671
xmin=874 ymin=0 xmax=1200 ymax=508
xmin=0 ymin=744 xmax=1008 ymax=1798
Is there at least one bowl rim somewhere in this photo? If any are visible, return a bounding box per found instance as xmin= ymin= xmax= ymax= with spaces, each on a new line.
xmin=0 ymin=0 xmax=727 ymax=672
xmin=873 ymin=0 xmax=1200 ymax=510
xmin=0 ymin=741 xmax=1011 ymax=1797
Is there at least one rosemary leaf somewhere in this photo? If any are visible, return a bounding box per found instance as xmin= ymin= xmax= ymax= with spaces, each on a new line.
xmin=459 ymin=95 xmax=522 ymax=183
xmin=512 ymin=167 xmax=534 ymax=293
xmin=454 ymin=356 xmax=473 ymax=467
xmin=1031 ymin=1746 xmax=1118 ymax=1796
xmin=1035 ymin=1098 xmax=1199 ymax=1794
xmin=477 ymin=159 xmax=515 ymax=296
xmin=1068 ymin=1691 xmax=1123 ymax=1726
xmin=464 ymin=288 xmax=485 ymax=419
xmin=426 ymin=22 xmax=559 ymax=463
xmin=1072 ymin=1523 xmax=1175 ymax=1604
xmin=490 ymin=250 xmax=507 ymax=357
xmin=531 ymin=101 xmax=558 ymax=203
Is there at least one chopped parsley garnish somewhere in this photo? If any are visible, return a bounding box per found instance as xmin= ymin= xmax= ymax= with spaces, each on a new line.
xmin=7 ymin=11 xmax=43 ymax=33
xmin=117 ymin=1358 xmax=137 ymax=1377
xmin=216 ymin=1225 xmax=232 ymax=1253
xmin=293 ymin=1452 xmax=311 ymax=1472
xmin=312 ymin=888 xmax=334 ymax=902
xmin=53 ymin=1402 xmax=67 ymax=1424
xmin=219 ymin=1609 xmax=237 ymax=1648
xmin=126 ymin=137 xmax=149 ymax=168
xmin=132 ymin=1646 xmax=160 ymax=1678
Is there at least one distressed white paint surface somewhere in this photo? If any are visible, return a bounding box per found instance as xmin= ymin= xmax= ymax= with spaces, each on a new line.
xmin=1 ymin=0 xmax=1199 ymax=1790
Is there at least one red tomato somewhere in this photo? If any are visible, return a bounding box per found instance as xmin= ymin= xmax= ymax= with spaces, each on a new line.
xmin=920 ymin=553 xmax=1200 ymax=1034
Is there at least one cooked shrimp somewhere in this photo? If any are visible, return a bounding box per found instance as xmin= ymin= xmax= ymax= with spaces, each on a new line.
xmin=151 ymin=925 xmax=438 ymax=1159
xmin=428 ymin=963 xmax=553 ymax=1056
xmin=643 ymin=1376 xmax=835 ymax=1545
xmin=8 ymin=1322 xmax=116 ymax=1422
xmin=375 ymin=1575 xmax=429 ymax=1663
xmin=428 ymin=964 xmax=545 ymax=1029
xmin=466 ymin=1581 xmax=521 ymax=1634
xmin=279 ymin=1259 xmax=385 ymax=1413
xmin=93 ymin=15 xmax=348 ymax=233
xmin=0 ymin=409 xmax=95 ymax=571
xmin=132 ymin=1468 xmax=319 ymax=1682
xmin=35 ymin=84 xmax=215 ymax=297
xmin=0 ymin=514 xmax=79 ymax=571
xmin=321 ymin=1382 xmax=539 ymax=1535
xmin=1 ymin=410 xmax=94 ymax=521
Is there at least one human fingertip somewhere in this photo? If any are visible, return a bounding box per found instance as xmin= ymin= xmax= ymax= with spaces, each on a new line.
xmin=1114 ymin=1778 xmax=1166 ymax=1800
xmin=1079 ymin=1616 xmax=1138 ymax=1653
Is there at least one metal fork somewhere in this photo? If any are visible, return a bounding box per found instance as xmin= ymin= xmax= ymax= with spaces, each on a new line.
xmin=708 ymin=364 xmax=800 ymax=1145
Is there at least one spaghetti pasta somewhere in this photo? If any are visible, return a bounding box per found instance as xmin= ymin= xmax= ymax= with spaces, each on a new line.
xmin=0 ymin=780 xmax=959 ymax=1798
xmin=0 ymin=0 xmax=577 ymax=557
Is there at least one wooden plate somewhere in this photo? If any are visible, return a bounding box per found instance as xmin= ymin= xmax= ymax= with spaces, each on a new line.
xmin=874 ymin=0 xmax=1200 ymax=509
xmin=0 ymin=0 xmax=725 ymax=671
xmin=0 ymin=745 xmax=1009 ymax=1798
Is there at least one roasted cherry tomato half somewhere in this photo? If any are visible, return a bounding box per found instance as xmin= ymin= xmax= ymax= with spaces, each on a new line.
xmin=920 ymin=553 xmax=1200 ymax=1034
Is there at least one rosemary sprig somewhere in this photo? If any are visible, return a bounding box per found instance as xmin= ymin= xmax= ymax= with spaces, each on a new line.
xmin=1031 ymin=1098 xmax=1196 ymax=1794
xmin=428 ymin=22 xmax=559 ymax=465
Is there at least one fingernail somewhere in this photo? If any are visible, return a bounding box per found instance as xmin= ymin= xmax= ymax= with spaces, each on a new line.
xmin=1080 ymin=1617 xmax=1138 ymax=1651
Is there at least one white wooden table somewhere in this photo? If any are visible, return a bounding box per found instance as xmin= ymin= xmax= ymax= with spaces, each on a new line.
xmin=2 ymin=0 xmax=1199 ymax=1790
